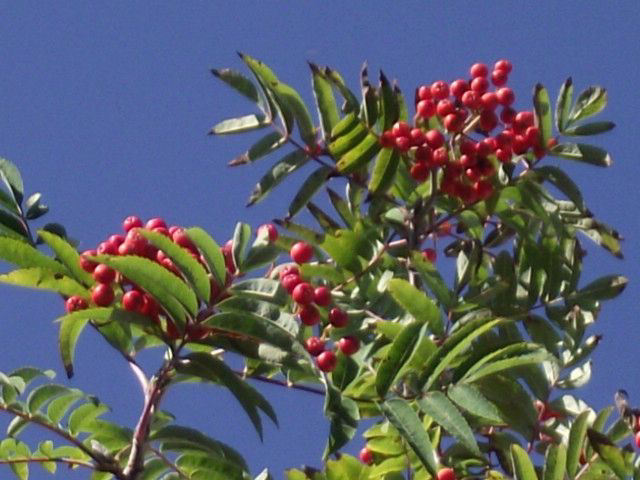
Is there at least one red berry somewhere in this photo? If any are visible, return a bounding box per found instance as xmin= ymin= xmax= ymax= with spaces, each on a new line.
xmin=292 ymin=282 xmax=314 ymax=305
xmin=328 ymin=307 xmax=348 ymax=328
xmin=461 ymin=90 xmax=480 ymax=109
xmin=432 ymin=147 xmax=449 ymax=166
xmin=124 ymin=230 xmax=148 ymax=256
xmin=494 ymin=59 xmax=513 ymax=73
xmin=123 ymin=216 xmax=143 ymax=232
xmin=118 ymin=242 xmax=135 ymax=256
xmin=414 ymin=145 xmax=432 ymax=163
xmin=500 ymin=107 xmax=517 ymax=125
xmin=437 ymin=221 xmax=452 ymax=237
xmin=79 ymin=250 xmax=98 ymax=273
xmin=65 ymin=296 xmax=88 ymax=313
xmin=145 ymin=217 xmax=167 ymax=230
xmin=436 ymin=99 xmax=455 ymax=117
xmin=449 ymin=79 xmax=469 ymax=98
xmin=92 ymin=264 xmax=116 ymax=284
xmin=122 ymin=290 xmax=143 ymax=311
xmin=305 ymin=336 xmax=325 ymax=356
xmin=425 ymin=129 xmax=445 ymax=149
xmin=394 ymin=136 xmax=411 ymax=152
xmin=480 ymin=92 xmax=498 ymax=110
xmin=379 ymin=130 xmax=396 ymax=148
xmin=313 ymin=286 xmax=332 ymax=306
xmin=496 ymin=148 xmax=511 ymax=163
xmin=96 ymin=241 xmax=118 ymax=255
xmin=416 ymin=99 xmax=436 ymax=118
xmin=491 ymin=69 xmax=508 ymax=87
xmin=316 ymin=350 xmax=337 ymax=372
xmin=165 ymin=320 xmax=181 ymax=341
xmin=140 ymin=294 xmax=158 ymax=317
xmin=221 ymin=242 xmax=236 ymax=274
xmin=474 ymin=180 xmax=494 ymax=199
xmin=171 ymin=229 xmax=194 ymax=249
xmin=437 ymin=467 xmax=456 ymax=480
xmin=391 ymin=121 xmax=410 ymax=138
xmin=409 ymin=128 xmax=426 ymax=146
xmin=470 ymin=63 xmax=488 ymax=78
xmin=186 ymin=323 xmax=210 ymax=341
xmin=410 ymin=162 xmax=430 ymax=182
xmin=430 ymin=81 xmax=449 ymax=100
xmin=152 ymin=227 xmax=170 ymax=237
xmin=525 ymin=126 xmax=541 ymax=146
xmin=513 ymin=135 xmax=529 ymax=154
xmin=417 ymin=85 xmax=432 ymax=101
xmin=281 ymin=274 xmax=302 ymax=294
xmin=515 ymin=111 xmax=535 ymax=129
xmin=496 ymin=87 xmax=515 ymax=106
xmin=443 ymin=113 xmax=464 ymax=132
xmin=635 ymin=431 xmax=640 ymax=449
xmin=422 ymin=248 xmax=437 ymax=263
xmin=338 ymin=336 xmax=360 ymax=355
xmin=547 ymin=137 xmax=558 ymax=149
xmin=290 ymin=242 xmax=313 ymax=264
xmin=107 ymin=234 xmax=125 ymax=248
xmin=479 ymin=110 xmax=498 ymax=132
xmin=470 ymin=77 xmax=489 ymax=94
xmin=91 ymin=283 xmax=114 ymax=307
xmin=298 ymin=304 xmax=320 ymax=326
xmin=278 ymin=265 xmax=299 ymax=280
xmin=359 ymin=447 xmax=374 ymax=465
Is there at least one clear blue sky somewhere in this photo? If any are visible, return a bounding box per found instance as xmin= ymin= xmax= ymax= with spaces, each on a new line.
xmin=0 ymin=2 xmax=638 ymax=478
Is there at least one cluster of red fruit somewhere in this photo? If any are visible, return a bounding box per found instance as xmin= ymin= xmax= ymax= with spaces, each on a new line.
xmin=379 ymin=60 xmax=554 ymax=204
xmin=64 ymin=216 xmax=221 ymax=341
xmin=279 ymin=241 xmax=359 ymax=373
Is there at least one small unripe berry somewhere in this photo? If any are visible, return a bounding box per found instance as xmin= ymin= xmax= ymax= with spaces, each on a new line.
xmin=65 ymin=296 xmax=88 ymax=313
xmin=329 ymin=307 xmax=348 ymax=328
xmin=292 ymin=282 xmax=314 ymax=305
xmin=359 ymin=447 xmax=374 ymax=465
xmin=316 ymin=350 xmax=337 ymax=372
xmin=305 ymin=336 xmax=325 ymax=356
xmin=122 ymin=290 xmax=143 ymax=311
xmin=93 ymin=264 xmax=116 ymax=284
xmin=313 ymin=286 xmax=332 ymax=306
xmin=299 ymin=304 xmax=320 ymax=326
xmin=437 ymin=467 xmax=456 ymax=480
xmin=290 ymin=242 xmax=313 ymax=264
xmin=123 ymin=215 xmax=143 ymax=232
xmin=338 ymin=336 xmax=360 ymax=355
xmin=91 ymin=284 xmax=114 ymax=307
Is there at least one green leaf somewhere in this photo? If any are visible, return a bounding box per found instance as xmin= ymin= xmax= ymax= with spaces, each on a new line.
xmin=210 ymin=114 xmax=269 ymax=135
xmin=417 ymin=317 xmax=506 ymax=390
xmin=231 ymin=278 xmax=288 ymax=305
xmin=378 ymin=71 xmax=399 ymax=130
xmin=229 ymin=131 xmax=286 ymax=166
xmin=567 ymin=410 xmax=591 ymax=478
xmin=511 ymin=444 xmax=537 ymax=480
xmin=323 ymin=66 xmax=360 ymax=113
xmin=568 ymin=86 xmax=607 ymax=124
xmin=177 ymin=352 xmax=277 ymax=440
xmin=0 ymin=268 xmax=87 ymax=297
xmin=307 ymin=202 xmax=341 ymax=232
xmin=376 ymin=322 xmax=424 ymax=397
xmin=335 ymin=134 xmax=380 ymax=174
xmin=327 ymin=188 xmax=356 ymax=228
xmin=549 ymin=143 xmax=612 ymax=167
xmin=93 ymin=254 xmax=192 ymax=323
xmin=534 ymin=84 xmax=552 ymax=146
xmin=231 ymin=222 xmax=251 ymax=273
xmin=46 ymin=390 xmax=83 ymax=424
xmin=380 ymin=398 xmax=438 ymax=476
xmin=563 ymin=121 xmax=615 ymax=136
xmin=247 ymin=150 xmax=309 ymax=206
xmin=568 ymin=275 xmax=627 ymax=303
xmin=138 ymin=229 xmax=211 ymax=304
xmin=202 ymin=311 xmax=303 ymax=354
xmin=37 ymin=230 xmax=93 ymax=287
xmin=0 ymin=236 xmax=67 ymax=274
xmin=0 ymin=158 xmax=24 ymax=205
xmin=418 ymin=391 xmax=480 ymax=455
xmin=556 ymin=77 xmax=573 ymax=132
xmin=587 ymin=428 xmax=631 ymax=479
xmin=185 ymin=227 xmax=226 ymax=288
xmin=270 ymin=80 xmax=317 ymax=147
xmin=58 ymin=314 xmax=90 ymax=378
xmin=534 ymin=166 xmax=586 ymax=212
xmin=211 ymin=68 xmax=259 ymax=104
xmin=411 ymin=251 xmax=455 ymax=309
xmin=310 ymin=63 xmax=340 ymax=140
xmin=329 ymin=121 xmax=368 ymax=158
xmin=25 ymin=192 xmax=48 ymax=220
xmin=321 ymin=226 xmax=372 ymax=274
xmin=288 ymin=166 xmax=332 ymax=218
xmin=27 ymin=384 xmax=71 ymax=413
xmin=369 ymin=148 xmax=400 ymax=195
xmin=238 ymin=53 xmax=282 ymax=121
xmin=543 ymin=444 xmax=567 ymax=480
xmin=387 ymin=278 xmax=443 ymax=335
xmin=447 ymin=383 xmax=503 ymax=424
xmin=323 ymin=382 xmax=359 ymax=458
xmin=0 ymin=209 xmax=29 ymax=239
xmin=68 ymin=402 xmax=109 ymax=435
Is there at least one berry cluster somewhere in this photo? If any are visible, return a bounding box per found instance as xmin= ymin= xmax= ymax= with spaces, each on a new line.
xmin=65 ymin=216 xmax=227 ymax=342
xmin=379 ymin=60 xmax=554 ymax=204
xmin=279 ymin=241 xmax=359 ymax=373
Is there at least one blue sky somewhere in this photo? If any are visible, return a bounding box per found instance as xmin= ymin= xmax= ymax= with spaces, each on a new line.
xmin=0 ymin=2 xmax=638 ymax=478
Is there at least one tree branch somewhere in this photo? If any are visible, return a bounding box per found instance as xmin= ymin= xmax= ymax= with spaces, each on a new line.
xmin=0 ymin=456 xmax=94 ymax=469
xmin=149 ymin=447 xmax=190 ymax=479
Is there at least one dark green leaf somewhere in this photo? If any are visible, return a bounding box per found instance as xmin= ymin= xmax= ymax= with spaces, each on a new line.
xmin=419 ymin=391 xmax=480 ymax=455
xmin=556 ymin=77 xmax=573 ymax=132
xmin=247 ymin=150 xmax=309 ymax=206
xmin=25 ymin=193 xmax=48 ymax=220
xmin=323 ymin=382 xmax=359 ymax=458
xmin=211 ymin=68 xmax=259 ymax=103
xmin=0 ymin=268 xmax=88 ymax=297
xmin=0 ymin=209 xmax=29 ymax=238
xmin=447 ymin=383 xmax=504 ymax=424
xmin=58 ymin=314 xmax=90 ymax=378
xmin=0 ymin=236 xmax=67 ymax=274
xmin=323 ymin=66 xmax=360 ymax=113
xmin=380 ymin=398 xmax=438 ymax=476
xmin=307 ymin=202 xmax=341 ymax=232
xmin=288 ymin=166 xmax=332 ymax=218
xmin=231 ymin=278 xmax=288 ymax=305
xmin=269 ymin=80 xmax=317 ymax=147
xmin=37 ymin=230 xmax=93 ymax=287
xmin=376 ymin=322 xmax=424 ymax=397
xmin=568 ymin=275 xmax=627 ymax=303
xmin=567 ymin=410 xmax=591 ymax=478
xmin=327 ymin=187 xmax=356 ymax=227
xmin=0 ymin=158 xmax=24 ymax=205
xmin=387 ymin=278 xmax=443 ymax=335
xmin=511 ymin=444 xmax=537 ymax=480
xmin=534 ymin=84 xmax=552 ymax=146
xmin=549 ymin=143 xmax=612 ymax=167
xmin=310 ymin=63 xmax=340 ymax=140
xmin=563 ymin=121 xmax=615 ymax=136
xmin=185 ymin=227 xmax=226 ymax=287
xmin=229 ymin=131 xmax=285 ymax=166
xmin=535 ymin=166 xmax=586 ymax=212
xmin=543 ymin=444 xmax=567 ymax=480
xmin=230 ymin=222 xmax=251 ymax=275
xmin=569 ymin=86 xmax=607 ymax=124
xmin=242 ymin=243 xmax=280 ymax=272
xmin=369 ymin=148 xmax=400 ymax=195
xmin=378 ymin=71 xmax=398 ymax=131
xmin=210 ymin=114 xmax=269 ymax=135
xmin=329 ymin=121 xmax=368 ymax=158
xmin=411 ymin=251 xmax=455 ymax=309
xmin=587 ymin=428 xmax=630 ymax=480
xmin=335 ymin=134 xmax=380 ymax=174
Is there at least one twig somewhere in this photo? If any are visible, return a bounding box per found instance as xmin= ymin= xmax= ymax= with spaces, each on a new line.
xmin=149 ymin=447 xmax=190 ymax=479
xmin=235 ymin=370 xmax=324 ymax=396
xmin=127 ymin=359 xmax=149 ymax=399
xmin=0 ymin=456 xmax=94 ymax=469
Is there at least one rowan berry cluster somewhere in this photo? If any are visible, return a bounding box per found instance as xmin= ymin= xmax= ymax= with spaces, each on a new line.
xmin=379 ymin=59 xmax=554 ymax=204
xmin=279 ymin=241 xmax=359 ymax=373
xmin=64 ymin=216 xmax=226 ymax=341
